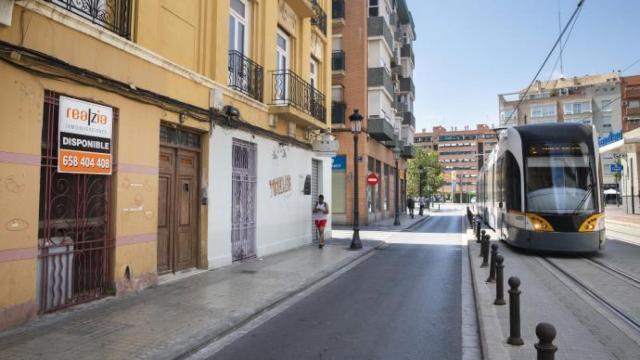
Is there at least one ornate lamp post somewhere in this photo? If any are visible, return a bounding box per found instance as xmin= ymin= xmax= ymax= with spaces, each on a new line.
xmin=349 ymin=109 xmax=363 ymax=250
xmin=393 ymin=147 xmax=401 ymax=226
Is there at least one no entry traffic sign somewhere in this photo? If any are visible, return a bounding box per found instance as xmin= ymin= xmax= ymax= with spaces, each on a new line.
xmin=367 ymin=173 xmax=379 ymax=186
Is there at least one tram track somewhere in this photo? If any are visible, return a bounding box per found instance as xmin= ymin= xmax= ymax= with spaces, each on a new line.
xmin=539 ymin=256 xmax=640 ymax=335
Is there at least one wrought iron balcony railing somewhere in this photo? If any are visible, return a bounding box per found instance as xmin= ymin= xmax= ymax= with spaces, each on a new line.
xmin=228 ymin=50 xmax=264 ymax=102
xmin=310 ymin=0 xmax=327 ymax=35
xmin=332 ymin=0 xmax=345 ymax=19
xmin=332 ymin=50 xmax=345 ymax=72
xmin=271 ymin=70 xmax=326 ymax=122
xmin=332 ymin=101 xmax=346 ymax=124
xmin=47 ymin=0 xmax=132 ymax=39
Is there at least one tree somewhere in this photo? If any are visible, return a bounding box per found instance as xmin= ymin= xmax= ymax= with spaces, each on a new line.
xmin=406 ymin=147 xmax=444 ymax=199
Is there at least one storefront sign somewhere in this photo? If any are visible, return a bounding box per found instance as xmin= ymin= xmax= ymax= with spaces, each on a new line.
xmin=610 ymin=163 xmax=623 ymax=173
xmin=598 ymin=131 xmax=623 ymax=148
xmin=58 ymin=96 xmax=113 ymax=175
xmin=332 ymin=155 xmax=346 ymax=171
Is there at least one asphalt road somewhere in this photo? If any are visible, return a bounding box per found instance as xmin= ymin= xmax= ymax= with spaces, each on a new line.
xmin=208 ymin=213 xmax=464 ymax=360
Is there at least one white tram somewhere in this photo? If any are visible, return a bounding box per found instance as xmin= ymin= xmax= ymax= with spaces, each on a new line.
xmin=477 ymin=123 xmax=605 ymax=252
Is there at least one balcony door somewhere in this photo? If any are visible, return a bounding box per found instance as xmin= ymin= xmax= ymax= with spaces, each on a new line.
xmin=229 ymin=0 xmax=250 ymax=91
xmin=275 ymin=29 xmax=290 ymax=104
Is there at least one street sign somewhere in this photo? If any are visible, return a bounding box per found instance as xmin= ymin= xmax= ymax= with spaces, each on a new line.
xmin=610 ymin=163 xmax=623 ymax=173
xmin=367 ymin=173 xmax=379 ymax=186
xmin=332 ymin=155 xmax=346 ymax=170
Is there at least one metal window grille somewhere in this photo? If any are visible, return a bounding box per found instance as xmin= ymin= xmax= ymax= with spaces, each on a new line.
xmin=271 ymin=70 xmax=326 ymax=122
xmin=231 ymin=139 xmax=257 ymax=261
xmin=228 ymin=50 xmax=264 ymax=102
xmin=37 ymin=91 xmax=114 ymax=313
xmin=47 ymin=0 xmax=132 ymax=39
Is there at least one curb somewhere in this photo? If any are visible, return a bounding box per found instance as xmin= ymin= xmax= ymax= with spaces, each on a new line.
xmin=401 ymin=215 xmax=432 ymax=232
xmin=174 ymin=241 xmax=385 ymax=359
xmin=467 ymin=239 xmax=511 ymax=360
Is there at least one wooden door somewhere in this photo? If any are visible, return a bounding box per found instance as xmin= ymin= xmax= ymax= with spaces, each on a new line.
xmin=175 ymin=150 xmax=198 ymax=271
xmin=157 ymin=147 xmax=175 ymax=274
xmin=157 ymin=146 xmax=199 ymax=274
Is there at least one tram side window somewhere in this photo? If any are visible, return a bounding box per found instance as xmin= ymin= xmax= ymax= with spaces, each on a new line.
xmin=496 ymin=156 xmax=504 ymax=206
xmin=505 ymin=151 xmax=522 ymax=211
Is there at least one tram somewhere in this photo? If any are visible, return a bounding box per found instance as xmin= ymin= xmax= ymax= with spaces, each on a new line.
xmin=477 ymin=123 xmax=605 ymax=252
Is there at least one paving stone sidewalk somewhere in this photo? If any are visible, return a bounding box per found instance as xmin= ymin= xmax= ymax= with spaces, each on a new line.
xmin=467 ymin=230 xmax=640 ymax=359
xmin=332 ymin=212 xmax=431 ymax=232
xmin=0 ymin=239 xmax=382 ymax=360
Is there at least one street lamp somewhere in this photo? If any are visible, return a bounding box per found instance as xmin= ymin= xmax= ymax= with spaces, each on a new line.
xmin=349 ymin=109 xmax=363 ymax=250
xmin=393 ymin=147 xmax=401 ymax=226
xmin=418 ymin=165 xmax=426 ymax=216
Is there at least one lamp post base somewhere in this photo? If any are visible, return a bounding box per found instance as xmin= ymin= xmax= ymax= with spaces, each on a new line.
xmin=393 ymin=215 xmax=401 ymax=226
xmin=350 ymin=229 xmax=362 ymax=249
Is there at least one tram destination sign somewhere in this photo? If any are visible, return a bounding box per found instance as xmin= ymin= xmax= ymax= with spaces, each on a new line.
xmin=58 ymin=96 xmax=113 ymax=175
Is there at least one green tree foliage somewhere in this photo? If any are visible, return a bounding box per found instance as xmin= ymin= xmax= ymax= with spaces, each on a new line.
xmin=406 ymin=147 xmax=444 ymax=198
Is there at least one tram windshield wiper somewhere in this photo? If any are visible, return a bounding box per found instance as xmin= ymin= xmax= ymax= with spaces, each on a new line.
xmin=572 ymin=184 xmax=594 ymax=215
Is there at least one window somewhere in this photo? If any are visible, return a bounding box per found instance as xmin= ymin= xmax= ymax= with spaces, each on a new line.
xmin=369 ymin=0 xmax=379 ymax=17
xmin=229 ymin=0 xmax=249 ymax=53
xmin=628 ymin=100 xmax=640 ymax=109
xmin=531 ymin=104 xmax=557 ymax=118
xmin=563 ymin=101 xmax=592 ymax=115
xmin=310 ymin=59 xmax=319 ymax=89
xmin=332 ymin=36 xmax=342 ymax=51
xmin=332 ymin=85 xmax=344 ymax=102
xmin=500 ymin=109 xmax=517 ymax=122
xmin=601 ymin=99 xmax=612 ymax=112
xmin=504 ymin=151 xmax=521 ymax=211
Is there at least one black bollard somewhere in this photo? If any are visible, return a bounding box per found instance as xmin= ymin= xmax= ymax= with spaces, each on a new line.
xmin=486 ymin=244 xmax=498 ymax=282
xmin=535 ymin=323 xmax=557 ymax=360
xmin=481 ymin=235 xmax=490 ymax=268
xmin=475 ymin=220 xmax=481 ymax=243
xmin=494 ymin=255 xmax=506 ymax=305
xmin=479 ymin=230 xmax=486 ymax=257
xmin=507 ymin=276 xmax=524 ymax=346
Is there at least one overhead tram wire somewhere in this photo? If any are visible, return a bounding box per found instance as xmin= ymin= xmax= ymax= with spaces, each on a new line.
xmin=507 ymin=0 xmax=586 ymax=124
xmin=544 ymin=3 xmax=584 ymax=84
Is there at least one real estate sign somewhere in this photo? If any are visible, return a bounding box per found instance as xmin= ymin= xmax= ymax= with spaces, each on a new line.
xmin=58 ymin=96 xmax=113 ymax=175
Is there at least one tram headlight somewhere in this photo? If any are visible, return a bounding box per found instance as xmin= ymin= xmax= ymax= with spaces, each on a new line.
xmin=525 ymin=213 xmax=554 ymax=232
xmin=579 ymin=214 xmax=604 ymax=232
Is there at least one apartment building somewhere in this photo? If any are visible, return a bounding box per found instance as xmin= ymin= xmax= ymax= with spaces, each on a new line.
xmin=498 ymin=73 xmax=623 ymax=188
xmin=0 ymin=0 xmax=333 ymax=329
xmin=414 ymin=125 xmax=498 ymax=198
xmin=329 ymin=0 xmax=417 ymax=225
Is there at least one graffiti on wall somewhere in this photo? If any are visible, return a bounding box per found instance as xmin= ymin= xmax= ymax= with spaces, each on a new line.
xmin=269 ymin=175 xmax=292 ymax=197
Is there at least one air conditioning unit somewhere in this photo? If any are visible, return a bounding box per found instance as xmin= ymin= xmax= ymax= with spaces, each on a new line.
xmin=0 ymin=0 xmax=14 ymax=27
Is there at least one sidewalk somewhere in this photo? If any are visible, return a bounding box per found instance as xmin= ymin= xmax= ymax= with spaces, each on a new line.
xmin=0 ymin=240 xmax=382 ymax=360
xmin=604 ymin=206 xmax=640 ymax=245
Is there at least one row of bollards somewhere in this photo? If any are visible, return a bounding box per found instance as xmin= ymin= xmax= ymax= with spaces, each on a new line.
xmin=473 ymin=219 xmax=557 ymax=359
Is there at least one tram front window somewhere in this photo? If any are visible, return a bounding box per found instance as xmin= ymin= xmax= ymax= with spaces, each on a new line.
xmin=526 ymin=142 xmax=595 ymax=214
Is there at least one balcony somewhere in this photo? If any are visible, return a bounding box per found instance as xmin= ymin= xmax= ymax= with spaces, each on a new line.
xmin=399 ymin=77 xmax=415 ymax=95
xmin=400 ymin=43 xmax=414 ymax=64
xmin=332 ymin=50 xmax=345 ymax=73
xmin=310 ymin=0 xmax=327 ymax=35
xmin=228 ymin=51 xmax=264 ymax=102
xmin=368 ymin=117 xmax=395 ymax=141
xmin=332 ymin=101 xmax=346 ymax=124
xmin=368 ymin=67 xmax=395 ymax=97
xmin=367 ymin=16 xmax=394 ymax=50
xmin=271 ymin=70 xmax=326 ymax=124
xmin=332 ymin=0 xmax=345 ymax=22
xmin=46 ymin=0 xmax=132 ymax=38
xmin=627 ymin=107 xmax=640 ymax=116
xmin=402 ymin=111 xmax=415 ymax=128
xmin=401 ymin=145 xmax=416 ymax=159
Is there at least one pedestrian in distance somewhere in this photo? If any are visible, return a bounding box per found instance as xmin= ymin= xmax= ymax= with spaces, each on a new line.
xmin=419 ymin=196 xmax=425 ymax=216
xmin=313 ymin=194 xmax=329 ymax=249
xmin=407 ymin=197 xmax=415 ymax=218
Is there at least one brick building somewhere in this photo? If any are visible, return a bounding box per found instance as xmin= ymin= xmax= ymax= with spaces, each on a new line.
xmin=414 ymin=125 xmax=498 ymax=199
xmin=622 ymin=75 xmax=640 ymax=132
xmin=330 ymin=0 xmax=417 ymax=225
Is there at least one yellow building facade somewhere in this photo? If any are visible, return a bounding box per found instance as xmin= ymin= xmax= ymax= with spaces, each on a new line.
xmin=0 ymin=0 xmax=332 ymax=330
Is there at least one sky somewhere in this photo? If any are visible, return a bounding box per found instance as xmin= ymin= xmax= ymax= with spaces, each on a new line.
xmin=409 ymin=0 xmax=640 ymax=132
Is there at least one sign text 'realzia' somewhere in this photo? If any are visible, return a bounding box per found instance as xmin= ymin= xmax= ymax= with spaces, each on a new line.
xmin=269 ymin=175 xmax=292 ymax=197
